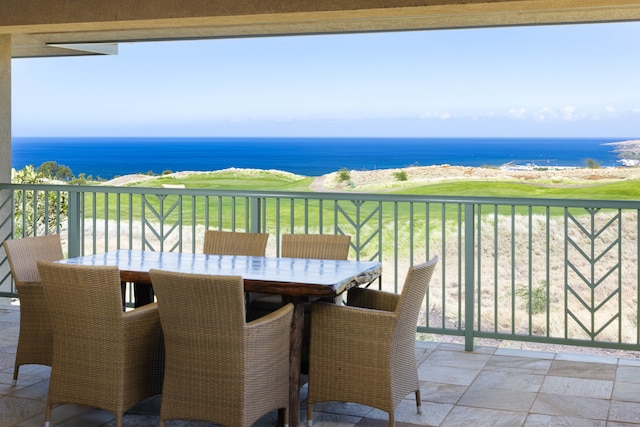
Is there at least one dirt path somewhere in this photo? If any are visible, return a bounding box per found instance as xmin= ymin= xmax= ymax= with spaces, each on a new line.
xmin=309 ymin=175 xmax=341 ymax=192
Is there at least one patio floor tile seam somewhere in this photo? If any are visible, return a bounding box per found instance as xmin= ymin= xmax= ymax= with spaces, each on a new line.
xmin=531 ymin=391 xmax=611 ymax=421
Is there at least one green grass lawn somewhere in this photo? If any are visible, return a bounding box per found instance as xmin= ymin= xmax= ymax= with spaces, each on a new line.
xmin=131 ymin=170 xmax=640 ymax=200
xmin=130 ymin=170 xmax=314 ymax=192
xmin=94 ymin=172 xmax=640 ymax=231
xmin=64 ymin=169 xmax=640 ymax=264
xmin=390 ymin=179 xmax=640 ymax=200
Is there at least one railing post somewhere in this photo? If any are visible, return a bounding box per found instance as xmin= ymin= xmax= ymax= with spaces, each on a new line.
xmin=250 ymin=197 xmax=261 ymax=233
xmin=464 ymin=203 xmax=475 ymax=351
xmin=66 ymin=189 xmax=82 ymax=258
xmin=0 ymin=37 xmax=11 ymax=241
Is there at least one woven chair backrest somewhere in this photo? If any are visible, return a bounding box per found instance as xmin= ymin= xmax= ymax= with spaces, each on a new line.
xmin=150 ymin=270 xmax=247 ymax=339
xmin=203 ymin=230 xmax=269 ymax=256
xmin=281 ymin=234 xmax=351 ymax=260
xmin=393 ymin=257 xmax=438 ymax=342
xmin=3 ymin=235 xmax=64 ymax=284
xmin=37 ymin=262 xmax=124 ymax=329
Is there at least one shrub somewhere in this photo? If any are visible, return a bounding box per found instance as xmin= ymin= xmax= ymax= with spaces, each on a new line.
xmin=585 ymin=158 xmax=601 ymax=169
xmin=515 ymin=282 xmax=548 ymax=315
xmin=69 ymin=173 xmax=94 ymax=185
xmin=336 ymin=168 xmax=351 ymax=182
xmin=394 ymin=170 xmax=408 ymax=181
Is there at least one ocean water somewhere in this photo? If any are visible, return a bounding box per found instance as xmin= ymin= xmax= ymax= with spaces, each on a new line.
xmin=11 ymin=136 xmax=630 ymax=180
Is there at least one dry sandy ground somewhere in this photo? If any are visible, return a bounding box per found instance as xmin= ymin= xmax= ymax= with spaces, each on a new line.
xmin=320 ymin=164 xmax=640 ymax=192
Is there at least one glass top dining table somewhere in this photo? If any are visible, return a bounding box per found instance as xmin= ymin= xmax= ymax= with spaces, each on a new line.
xmin=58 ymin=249 xmax=382 ymax=426
xmin=59 ymin=249 xmax=381 ymax=296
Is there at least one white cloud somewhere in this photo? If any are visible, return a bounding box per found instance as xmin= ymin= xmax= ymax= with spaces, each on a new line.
xmin=530 ymin=106 xmax=582 ymax=121
xmin=470 ymin=111 xmax=498 ymax=119
xmin=421 ymin=112 xmax=452 ymax=120
xmin=534 ymin=107 xmax=555 ymax=121
xmin=561 ymin=106 xmax=577 ymax=121
xmin=508 ymin=108 xmax=527 ymax=119
xmin=605 ymin=105 xmax=617 ymax=114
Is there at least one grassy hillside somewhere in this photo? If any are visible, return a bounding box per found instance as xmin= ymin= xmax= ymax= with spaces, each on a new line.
xmin=390 ymin=179 xmax=640 ymax=199
xmin=129 ymin=170 xmax=314 ymax=192
xmin=128 ymin=168 xmax=640 ymax=200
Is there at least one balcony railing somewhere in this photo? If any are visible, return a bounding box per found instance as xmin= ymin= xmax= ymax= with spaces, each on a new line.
xmin=1 ymin=183 xmax=640 ymax=352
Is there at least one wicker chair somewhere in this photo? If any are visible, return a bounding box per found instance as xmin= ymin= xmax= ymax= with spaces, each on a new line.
xmin=247 ymin=233 xmax=352 ymax=317
xmin=3 ymin=234 xmax=63 ymax=386
xmin=246 ymin=233 xmax=351 ymax=373
xmin=280 ymin=233 xmax=351 ymax=260
xmin=37 ymin=261 xmax=164 ymax=427
xmin=202 ymin=230 xmax=269 ymax=315
xmin=149 ymin=269 xmax=293 ymax=427
xmin=307 ymin=256 xmax=438 ymax=427
xmin=202 ymin=229 xmax=269 ymax=256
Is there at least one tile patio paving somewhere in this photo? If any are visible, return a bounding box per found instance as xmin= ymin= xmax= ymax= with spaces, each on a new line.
xmin=2 ymin=303 xmax=640 ymax=426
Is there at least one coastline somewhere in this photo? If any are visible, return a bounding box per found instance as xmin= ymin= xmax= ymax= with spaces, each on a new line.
xmin=606 ymin=139 xmax=640 ymax=166
xmin=16 ymin=136 xmax=632 ymax=180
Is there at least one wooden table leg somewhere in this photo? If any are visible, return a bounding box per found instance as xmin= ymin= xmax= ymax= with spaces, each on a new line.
xmin=133 ymin=282 xmax=154 ymax=307
xmin=289 ymin=299 xmax=304 ymax=426
xmin=120 ymin=281 xmax=127 ymax=311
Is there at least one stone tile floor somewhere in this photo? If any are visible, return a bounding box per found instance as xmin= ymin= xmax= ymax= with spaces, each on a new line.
xmin=2 ymin=302 xmax=640 ymax=426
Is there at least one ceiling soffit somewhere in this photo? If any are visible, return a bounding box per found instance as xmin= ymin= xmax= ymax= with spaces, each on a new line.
xmin=3 ymin=0 xmax=640 ymax=57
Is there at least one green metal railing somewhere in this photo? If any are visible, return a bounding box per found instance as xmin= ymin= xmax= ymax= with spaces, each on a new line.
xmin=1 ymin=183 xmax=640 ymax=352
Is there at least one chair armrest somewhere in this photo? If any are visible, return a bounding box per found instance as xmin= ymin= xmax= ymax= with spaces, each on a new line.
xmin=123 ymin=302 xmax=160 ymax=328
xmin=245 ymin=303 xmax=294 ymax=374
xmin=309 ymin=302 xmax=397 ymax=376
xmin=347 ymin=287 xmax=399 ymax=312
xmin=246 ymin=303 xmax=295 ymax=349
xmin=123 ymin=302 xmax=164 ymax=394
xmin=15 ymin=280 xmax=41 ymax=288
xmin=311 ymin=302 xmax=396 ymax=347
xmin=123 ymin=302 xmax=162 ymax=352
xmin=243 ymin=303 xmax=293 ymax=410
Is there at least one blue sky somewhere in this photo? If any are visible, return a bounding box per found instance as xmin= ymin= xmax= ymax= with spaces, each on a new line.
xmin=11 ymin=21 xmax=640 ymax=138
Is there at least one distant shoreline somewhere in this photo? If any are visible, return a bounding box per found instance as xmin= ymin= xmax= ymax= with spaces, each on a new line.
xmin=603 ymin=139 xmax=640 ymax=147
xmin=605 ymin=139 xmax=640 ymax=166
xmin=13 ymin=136 xmax=629 ymax=180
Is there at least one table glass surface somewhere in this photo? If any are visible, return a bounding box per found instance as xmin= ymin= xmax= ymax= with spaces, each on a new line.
xmin=59 ymin=249 xmax=381 ymax=292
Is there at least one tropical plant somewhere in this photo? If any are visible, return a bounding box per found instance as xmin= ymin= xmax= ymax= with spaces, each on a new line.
xmin=11 ymin=165 xmax=68 ymax=236
xmin=36 ymin=161 xmax=75 ymax=181
xmin=68 ymin=173 xmax=95 ymax=185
